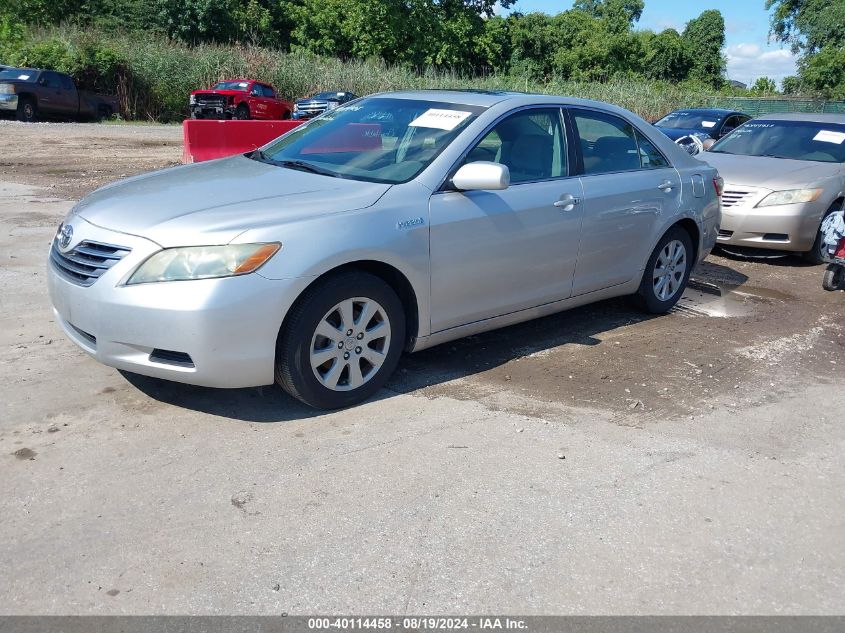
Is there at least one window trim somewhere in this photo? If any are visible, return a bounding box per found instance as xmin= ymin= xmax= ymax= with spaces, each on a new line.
xmin=436 ymin=104 xmax=576 ymax=193
xmin=566 ymin=106 xmax=674 ymax=177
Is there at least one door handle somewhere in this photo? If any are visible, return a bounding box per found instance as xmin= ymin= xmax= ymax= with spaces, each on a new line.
xmin=553 ymin=194 xmax=581 ymax=211
xmin=658 ymin=180 xmax=676 ymax=192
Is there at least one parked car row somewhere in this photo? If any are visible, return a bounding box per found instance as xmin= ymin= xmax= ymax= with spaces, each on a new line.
xmin=0 ymin=67 xmax=119 ymax=122
xmin=656 ymin=107 xmax=845 ymax=263
xmin=189 ymin=78 xmax=357 ymax=121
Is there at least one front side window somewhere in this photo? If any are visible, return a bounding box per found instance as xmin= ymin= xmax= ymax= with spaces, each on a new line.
xmin=573 ymin=110 xmax=642 ymax=174
xmin=710 ymin=119 xmax=845 ymax=163
xmin=464 ymin=108 xmax=567 ymax=184
xmin=262 ymin=85 xmax=275 ymax=98
xmin=260 ymin=97 xmax=485 ymax=184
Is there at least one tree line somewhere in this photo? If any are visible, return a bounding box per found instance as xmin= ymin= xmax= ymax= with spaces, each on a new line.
xmin=1 ymin=0 xmax=728 ymax=86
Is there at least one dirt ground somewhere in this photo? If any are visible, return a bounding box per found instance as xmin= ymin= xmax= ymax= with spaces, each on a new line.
xmin=1 ymin=120 xmax=844 ymax=614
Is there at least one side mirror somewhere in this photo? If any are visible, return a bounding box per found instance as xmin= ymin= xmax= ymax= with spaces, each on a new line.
xmin=702 ymin=138 xmax=716 ymax=151
xmin=37 ymin=78 xmax=47 ymax=86
xmin=452 ymin=161 xmax=510 ymax=191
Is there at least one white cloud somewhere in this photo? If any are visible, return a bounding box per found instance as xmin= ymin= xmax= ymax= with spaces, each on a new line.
xmin=725 ymin=43 xmax=798 ymax=87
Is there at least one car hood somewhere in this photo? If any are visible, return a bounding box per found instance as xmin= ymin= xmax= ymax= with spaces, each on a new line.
xmin=656 ymin=127 xmax=711 ymax=141
xmin=698 ymin=151 xmax=842 ymax=188
xmin=71 ymin=155 xmax=391 ymax=247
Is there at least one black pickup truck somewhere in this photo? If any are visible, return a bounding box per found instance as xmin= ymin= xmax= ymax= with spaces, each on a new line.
xmin=0 ymin=68 xmax=119 ymax=122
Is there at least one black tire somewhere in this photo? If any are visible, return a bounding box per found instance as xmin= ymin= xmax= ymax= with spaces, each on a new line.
xmin=822 ymin=264 xmax=843 ymax=291
xmin=16 ymin=96 xmax=37 ymax=122
xmin=804 ymin=203 xmax=841 ymax=265
xmin=633 ymin=226 xmax=694 ymax=314
xmin=281 ymin=110 xmax=291 ymax=120
xmin=276 ymin=271 xmax=406 ymax=409
xmin=235 ymin=103 xmax=251 ymax=120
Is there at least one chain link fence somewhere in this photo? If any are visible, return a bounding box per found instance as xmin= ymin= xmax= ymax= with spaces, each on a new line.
xmin=699 ymin=96 xmax=845 ymax=116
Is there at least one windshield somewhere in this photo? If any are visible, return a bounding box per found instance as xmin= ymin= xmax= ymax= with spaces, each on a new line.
xmin=709 ymin=119 xmax=845 ymax=163
xmin=258 ymin=97 xmax=485 ymax=184
xmin=0 ymin=69 xmax=35 ymax=82
xmin=312 ymin=92 xmax=346 ymax=100
xmin=655 ymin=111 xmax=723 ymax=131
xmin=211 ymin=81 xmax=250 ymax=91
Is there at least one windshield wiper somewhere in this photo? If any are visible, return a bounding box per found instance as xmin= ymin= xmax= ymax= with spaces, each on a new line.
xmin=277 ymin=159 xmax=341 ymax=178
xmin=247 ymin=149 xmax=273 ymax=163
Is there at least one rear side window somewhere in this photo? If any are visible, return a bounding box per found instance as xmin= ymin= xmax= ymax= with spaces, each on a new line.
xmin=261 ymin=85 xmax=275 ymax=98
xmin=635 ymin=132 xmax=669 ymax=169
xmin=465 ymin=108 xmax=567 ymax=184
xmin=572 ymin=109 xmax=641 ymax=174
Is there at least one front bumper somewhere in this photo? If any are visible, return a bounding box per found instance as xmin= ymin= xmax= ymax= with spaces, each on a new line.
xmin=0 ymin=94 xmax=18 ymax=111
xmin=190 ymin=104 xmax=234 ymax=120
xmin=47 ymin=218 xmax=312 ymax=388
xmin=717 ymin=185 xmax=826 ymax=253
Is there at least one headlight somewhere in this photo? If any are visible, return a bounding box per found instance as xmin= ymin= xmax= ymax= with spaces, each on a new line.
xmin=293 ymin=103 xmax=299 ymax=111
xmin=126 ymin=243 xmax=280 ymax=285
xmin=756 ymin=188 xmax=823 ymax=207
xmin=0 ymin=83 xmax=15 ymax=95
xmin=189 ymin=94 xmax=196 ymax=105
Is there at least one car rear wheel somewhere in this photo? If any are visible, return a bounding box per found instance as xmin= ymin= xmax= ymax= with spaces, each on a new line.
xmin=634 ymin=226 xmax=693 ymax=314
xmin=235 ymin=104 xmax=251 ymax=120
xmin=16 ymin=97 xmax=37 ymax=123
xmin=276 ymin=271 xmax=405 ymax=409
xmin=804 ymin=202 xmax=842 ymax=265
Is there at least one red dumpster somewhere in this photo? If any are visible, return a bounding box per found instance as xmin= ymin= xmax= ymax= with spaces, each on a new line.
xmin=182 ymin=119 xmax=304 ymax=163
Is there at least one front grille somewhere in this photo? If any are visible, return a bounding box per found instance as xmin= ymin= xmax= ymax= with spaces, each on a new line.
xmin=763 ymin=233 xmax=789 ymax=242
xmin=50 ymin=240 xmax=130 ymax=287
xmin=721 ymin=189 xmax=757 ymax=208
xmin=196 ymin=95 xmax=226 ymax=108
xmin=69 ymin=323 xmax=96 ymax=347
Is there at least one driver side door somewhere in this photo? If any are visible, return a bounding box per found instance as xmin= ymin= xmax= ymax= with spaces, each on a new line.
xmin=429 ymin=107 xmax=584 ymax=332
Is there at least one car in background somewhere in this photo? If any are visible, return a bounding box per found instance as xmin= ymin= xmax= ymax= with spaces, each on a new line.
xmin=702 ymin=113 xmax=845 ymax=263
xmin=655 ymin=108 xmax=751 ymax=142
xmin=189 ymin=79 xmax=292 ymax=120
xmin=292 ymin=91 xmax=357 ymax=120
xmin=48 ymin=90 xmax=719 ymax=409
xmin=0 ymin=68 xmax=118 ymax=122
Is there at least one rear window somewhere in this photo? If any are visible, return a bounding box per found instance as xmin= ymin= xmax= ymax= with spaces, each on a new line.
xmin=0 ymin=69 xmax=35 ymax=82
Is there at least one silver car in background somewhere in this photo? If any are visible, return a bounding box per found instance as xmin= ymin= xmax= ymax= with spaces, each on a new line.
xmin=703 ymin=113 xmax=845 ymax=262
xmin=47 ymin=90 xmax=720 ymax=409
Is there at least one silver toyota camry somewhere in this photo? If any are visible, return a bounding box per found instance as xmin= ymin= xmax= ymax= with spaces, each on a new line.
xmin=48 ymin=90 xmax=720 ymax=409
xmin=703 ymin=113 xmax=845 ymax=262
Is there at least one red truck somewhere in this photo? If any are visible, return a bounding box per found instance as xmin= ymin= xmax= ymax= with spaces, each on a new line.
xmin=189 ymin=79 xmax=293 ymax=120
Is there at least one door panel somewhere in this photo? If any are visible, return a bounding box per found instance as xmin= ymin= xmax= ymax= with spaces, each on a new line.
xmin=429 ymin=106 xmax=583 ymax=333
xmin=569 ymin=107 xmax=682 ymax=296
xmin=430 ymin=181 xmax=585 ymax=332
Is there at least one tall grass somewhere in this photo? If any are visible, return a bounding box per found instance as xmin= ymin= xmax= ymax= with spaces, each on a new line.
xmin=4 ymin=27 xmax=719 ymax=122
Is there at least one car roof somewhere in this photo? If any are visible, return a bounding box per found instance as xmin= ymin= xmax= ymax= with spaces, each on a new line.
xmin=753 ymin=112 xmax=845 ymax=124
xmin=666 ymin=108 xmax=737 ymax=116
xmin=372 ymin=89 xmax=647 ymax=116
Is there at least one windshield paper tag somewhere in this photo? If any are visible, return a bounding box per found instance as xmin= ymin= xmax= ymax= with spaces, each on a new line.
xmin=701 ymin=121 xmax=716 ymax=128
xmin=410 ymin=109 xmax=472 ymax=130
xmin=813 ymin=130 xmax=845 ymax=144
xmin=18 ymin=74 xmax=30 ymax=80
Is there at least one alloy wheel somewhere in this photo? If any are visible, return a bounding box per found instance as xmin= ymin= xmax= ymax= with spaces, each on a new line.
xmin=652 ymin=239 xmax=687 ymax=301
xmin=310 ymin=297 xmax=391 ymax=391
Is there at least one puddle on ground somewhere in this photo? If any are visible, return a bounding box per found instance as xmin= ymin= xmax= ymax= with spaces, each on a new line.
xmin=673 ymin=279 xmax=795 ymax=318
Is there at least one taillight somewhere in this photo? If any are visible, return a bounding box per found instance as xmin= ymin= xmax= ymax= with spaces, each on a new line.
xmin=713 ymin=176 xmax=724 ymax=197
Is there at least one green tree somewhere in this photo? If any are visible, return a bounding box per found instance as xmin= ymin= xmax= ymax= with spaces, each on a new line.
xmin=751 ymin=76 xmax=778 ymax=94
xmin=797 ymin=45 xmax=845 ymax=98
xmin=682 ymin=9 xmax=726 ymax=86
xmin=643 ymin=28 xmax=693 ymax=81
xmin=766 ymin=0 xmax=845 ymax=54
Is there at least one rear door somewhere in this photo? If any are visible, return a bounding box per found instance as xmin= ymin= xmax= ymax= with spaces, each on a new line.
xmin=429 ymin=106 xmax=584 ymax=332
xmin=568 ymin=107 xmax=682 ymax=296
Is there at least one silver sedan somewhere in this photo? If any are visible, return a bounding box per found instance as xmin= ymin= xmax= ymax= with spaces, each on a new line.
xmin=703 ymin=113 xmax=845 ymax=262
xmin=47 ymin=91 xmax=720 ymax=409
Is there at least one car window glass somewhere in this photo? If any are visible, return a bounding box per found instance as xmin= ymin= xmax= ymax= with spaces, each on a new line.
xmin=635 ymin=132 xmax=669 ymax=169
xmin=59 ymin=75 xmax=74 ymax=90
xmin=41 ymin=72 xmax=57 ymax=87
xmin=465 ymin=108 xmax=566 ymax=184
xmin=573 ymin=109 xmax=640 ymax=174
xmin=262 ymin=85 xmax=275 ymax=98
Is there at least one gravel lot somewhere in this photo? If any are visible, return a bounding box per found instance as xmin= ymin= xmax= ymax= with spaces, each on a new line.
xmin=1 ymin=121 xmax=843 ymax=614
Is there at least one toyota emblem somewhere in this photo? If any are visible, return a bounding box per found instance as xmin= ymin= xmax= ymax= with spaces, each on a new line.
xmin=58 ymin=223 xmax=73 ymax=250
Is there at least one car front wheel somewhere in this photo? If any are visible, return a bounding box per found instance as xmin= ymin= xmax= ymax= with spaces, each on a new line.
xmin=17 ymin=97 xmax=37 ymax=122
xmin=634 ymin=226 xmax=693 ymax=314
xmin=276 ymin=272 xmax=405 ymax=409
xmin=235 ymin=104 xmax=251 ymax=120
